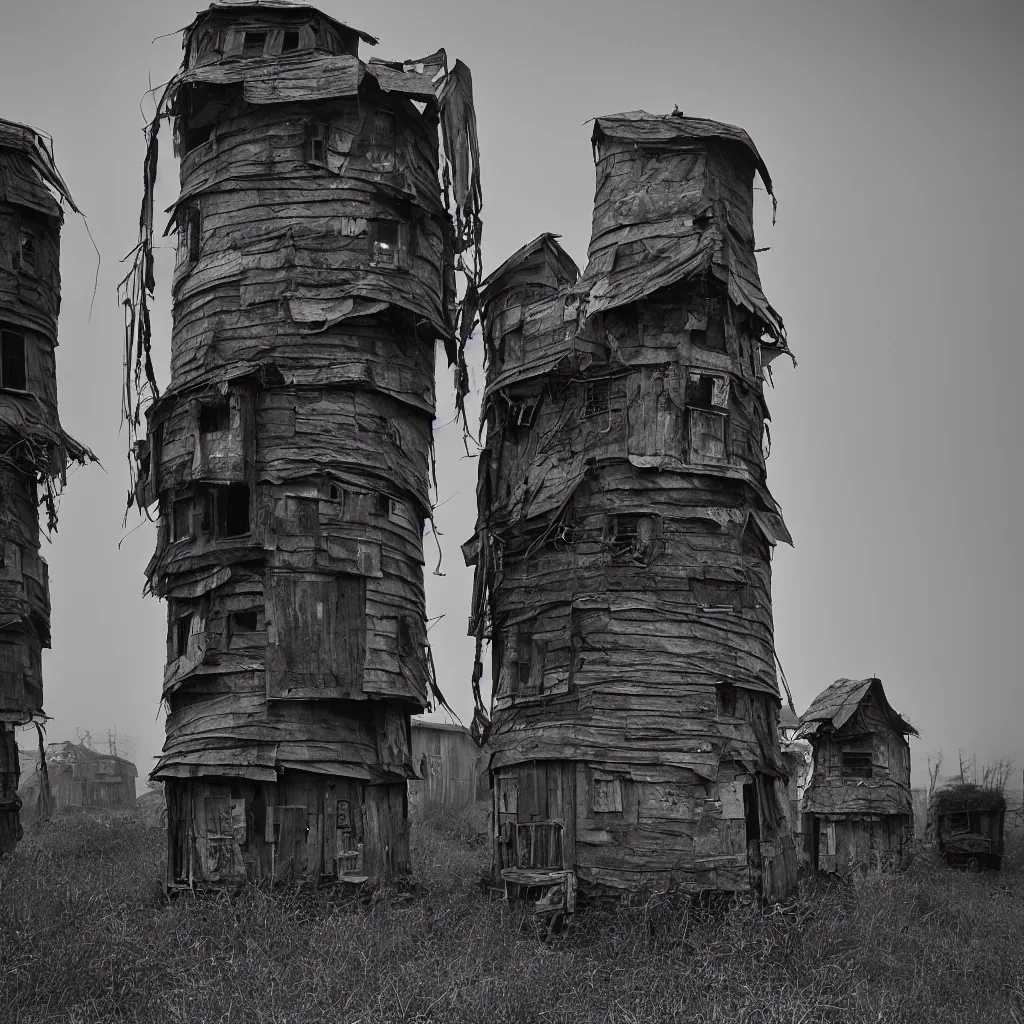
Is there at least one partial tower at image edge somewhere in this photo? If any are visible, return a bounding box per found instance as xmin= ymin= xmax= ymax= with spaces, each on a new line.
xmin=0 ymin=118 xmax=94 ymax=854
xmin=465 ymin=111 xmax=798 ymax=906
xmin=122 ymin=1 xmax=481 ymax=888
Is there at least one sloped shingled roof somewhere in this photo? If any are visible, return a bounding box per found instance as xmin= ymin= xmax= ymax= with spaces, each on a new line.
xmin=795 ymin=677 xmax=918 ymax=740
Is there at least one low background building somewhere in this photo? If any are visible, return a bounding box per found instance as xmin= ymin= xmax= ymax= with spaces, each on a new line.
xmin=18 ymin=740 xmax=137 ymax=815
xmin=797 ymin=677 xmax=916 ymax=875
xmin=408 ymin=721 xmax=488 ymax=814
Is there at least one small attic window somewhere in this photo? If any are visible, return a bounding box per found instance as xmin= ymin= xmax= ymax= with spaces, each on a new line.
xmin=282 ymin=30 xmax=300 ymax=52
xmin=584 ymin=379 xmax=611 ymax=417
xmin=0 ymin=331 xmax=27 ymax=392
xmin=370 ymin=221 xmax=400 ymax=267
xmin=18 ymin=230 xmax=36 ymax=273
xmin=609 ymin=513 xmax=643 ymax=556
xmin=199 ymin=400 xmax=230 ymax=434
xmin=305 ymin=122 xmax=327 ymax=166
xmin=242 ymin=31 xmax=267 ymax=56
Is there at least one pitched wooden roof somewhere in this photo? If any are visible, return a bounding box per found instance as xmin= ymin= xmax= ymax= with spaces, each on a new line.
xmin=795 ymin=677 xmax=918 ymax=739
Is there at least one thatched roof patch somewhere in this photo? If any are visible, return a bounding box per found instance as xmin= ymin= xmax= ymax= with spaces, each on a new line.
xmin=930 ymin=783 xmax=1007 ymax=815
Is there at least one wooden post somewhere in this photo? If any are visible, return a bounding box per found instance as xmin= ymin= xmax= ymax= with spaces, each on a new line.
xmin=0 ymin=724 xmax=22 ymax=856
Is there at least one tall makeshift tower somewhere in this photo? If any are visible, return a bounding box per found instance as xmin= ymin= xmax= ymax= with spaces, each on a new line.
xmin=124 ymin=2 xmax=481 ymax=887
xmin=0 ymin=119 xmax=93 ymax=853
xmin=466 ymin=112 xmax=796 ymax=904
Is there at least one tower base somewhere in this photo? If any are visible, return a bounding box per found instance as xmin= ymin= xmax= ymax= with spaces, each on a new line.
xmin=163 ymin=771 xmax=409 ymax=889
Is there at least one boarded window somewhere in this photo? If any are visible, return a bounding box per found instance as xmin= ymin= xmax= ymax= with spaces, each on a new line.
xmin=693 ymin=578 xmax=746 ymax=611
xmin=592 ymin=775 xmax=623 ymax=813
xmin=18 ymin=229 xmax=36 ymax=273
xmin=266 ymin=573 xmax=366 ymax=698
xmin=199 ymin=400 xmax=230 ymax=434
xmin=841 ymin=751 xmax=872 ymax=778
xmin=282 ymin=29 xmax=300 ymax=51
xmin=585 ymin=379 xmax=611 ymax=417
xmin=305 ymin=122 xmax=327 ymax=166
xmin=0 ymin=331 xmax=26 ymax=391
xmin=172 ymin=498 xmax=193 ymax=541
xmin=242 ymin=31 xmax=267 ymax=56
xmin=215 ymin=484 xmax=250 ymax=538
xmin=688 ymin=408 xmax=727 ymax=463
xmin=370 ymin=221 xmax=400 ymax=267
xmin=609 ymin=514 xmax=642 ymax=555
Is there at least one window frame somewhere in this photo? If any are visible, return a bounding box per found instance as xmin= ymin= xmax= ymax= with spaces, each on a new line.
xmin=584 ymin=379 xmax=611 ymax=418
xmin=369 ymin=220 xmax=401 ymax=268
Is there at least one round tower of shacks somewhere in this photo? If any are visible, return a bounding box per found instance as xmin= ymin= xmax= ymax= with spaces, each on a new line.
xmin=467 ymin=112 xmax=796 ymax=905
xmin=0 ymin=119 xmax=92 ymax=853
xmin=127 ymin=2 xmax=480 ymax=887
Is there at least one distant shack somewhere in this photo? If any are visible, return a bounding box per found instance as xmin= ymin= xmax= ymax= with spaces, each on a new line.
xmin=929 ymin=783 xmax=1006 ymax=872
xmin=19 ymin=741 xmax=137 ymax=814
xmin=408 ymin=721 xmax=488 ymax=813
xmin=797 ymin=677 xmax=916 ymax=875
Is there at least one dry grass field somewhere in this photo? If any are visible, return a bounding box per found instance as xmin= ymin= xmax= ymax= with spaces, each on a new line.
xmin=1 ymin=805 xmax=1023 ymax=1024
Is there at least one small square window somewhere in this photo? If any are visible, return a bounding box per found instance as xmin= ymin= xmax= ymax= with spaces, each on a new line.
xmin=508 ymin=402 xmax=536 ymax=428
xmin=370 ymin=491 xmax=391 ymax=517
xmin=242 ymin=31 xmax=267 ymax=57
xmin=584 ymin=379 xmax=611 ymax=417
xmin=18 ymin=230 xmax=36 ymax=273
xmin=216 ymin=484 xmax=250 ymax=538
xmin=0 ymin=331 xmax=27 ymax=391
xmin=282 ymin=30 xmax=300 ymax=51
xmin=199 ymin=401 xmax=230 ymax=434
xmin=609 ymin=514 xmax=642 ymax=555
xmin=370 ymin=221 xmax=400 ymax=267
xmin=840 ymin=751 xmax=872 ymax=778
xmin=232 ymin=610 xmax=258 ymax=632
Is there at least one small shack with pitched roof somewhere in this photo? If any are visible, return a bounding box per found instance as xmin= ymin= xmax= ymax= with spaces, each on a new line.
xmin=796 ymin=677 xmax=917 ymax=874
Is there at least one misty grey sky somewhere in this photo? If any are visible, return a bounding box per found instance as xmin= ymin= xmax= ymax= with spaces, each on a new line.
xmin=1 ymin=0 xmax=1021 ymax=789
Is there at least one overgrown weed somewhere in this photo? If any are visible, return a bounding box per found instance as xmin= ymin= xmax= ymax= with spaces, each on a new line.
xmin=0 ymin=810 xmax=1021 ymax=1023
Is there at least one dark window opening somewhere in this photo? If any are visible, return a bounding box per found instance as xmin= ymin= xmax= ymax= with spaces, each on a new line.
xmin=232 ymin=610 xmax=258 ymax=632
xmin=717 ymin=683 xmax=737 ymax=717
xmin=18 ymin=231 xmax=36 ymax=273
xmin=585 ymin=379 xmax=611 ymax=417
xmin=370 ymin=221 xmax=400 ymax=267
xmin=372 ymin=110 xmax=397 ymax=148
xmin=305 ymin=122 xmax=327 ymax=166
xmin=282 ymin=30 xmax=300 ymax=51
xmin=199 ymin=401 xmax=230 ymax=434
xmin=184 ymin=123 xmax=214 ymax=154
xmin=691 ymin=317 xmax=726 ymax=352
xmin=609 ymin=514 xmax=643 ymax=555
xmin=0 ymin=331 xmax=27 ymax=391
xmin=371 ymin=492 xmax=391 ymax=517
xmin=507 ymin=402 xmax=536 ymax=428
xmin=175 ymin=615 xmax=193 ymax=657
xmin=397 ymin=617 xmax=415 ymax=656
xmin=840 ymin=750 xmax=873 ymax=778
xmin=172 ymin=498 xmax=193 ymax=541
xmin=242 ymin=31 xmax=267 ymax=56
xmin=216 ymin=484 xmax=250 ymax=538
xmin=177 ymin=207 xmax=201 ymax=267
xmin=743 ymin=782 xmax=761 ymax=842
xmin=329 ymin=484 xmax=340 ymax=500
